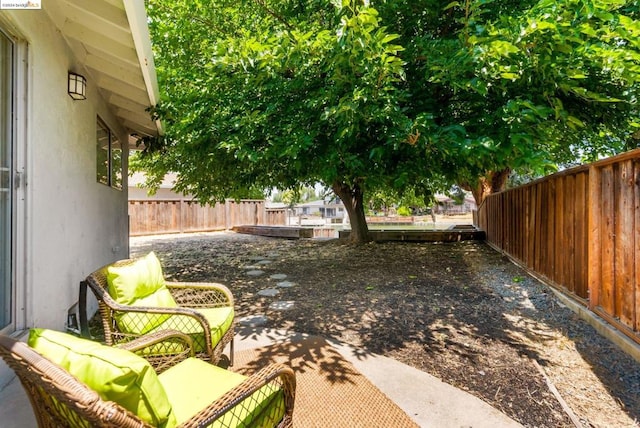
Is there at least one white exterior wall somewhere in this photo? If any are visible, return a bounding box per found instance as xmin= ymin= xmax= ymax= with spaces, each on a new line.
xmin=1 ymin=7 xmax=129 ymax=332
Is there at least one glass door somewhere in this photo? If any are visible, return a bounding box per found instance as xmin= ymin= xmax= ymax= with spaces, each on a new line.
xmin=0 ymin=32 xmax=13 ymax=329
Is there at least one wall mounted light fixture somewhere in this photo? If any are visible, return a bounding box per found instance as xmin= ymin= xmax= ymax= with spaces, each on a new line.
xmin=68 ymin=72 xmax=86 ymax=100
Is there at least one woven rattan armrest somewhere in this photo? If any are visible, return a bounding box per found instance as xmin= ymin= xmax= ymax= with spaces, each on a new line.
xmin=179 ymin=363 xmax=296 ymax=428
xmin=166 ymin=281 xmax=234 ymax=308
xmin=116 ymin=330 xmax=194 ymax=373
xmin=102 ymin=302 xmax=214 ymax=355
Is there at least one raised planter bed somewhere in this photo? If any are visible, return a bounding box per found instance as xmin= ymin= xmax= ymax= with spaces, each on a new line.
xmin=232 ymin=225 xmax=315 ymax=239
xmin=338 ymin=228 xmax=485 ymax=242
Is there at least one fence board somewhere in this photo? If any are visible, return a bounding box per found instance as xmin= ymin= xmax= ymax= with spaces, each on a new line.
xmin=600 ymin=165 xmax=615 ymax=315
xmin=547 ymin=180 xmax=556 ymax=282
xmin=556 ymin=177 xmax=565 ymax=290
xmin=534 ymin=183 xmax=542 ymax=272
xmin=527 ymin=185 xmax=536 ymax=269
xmin=615 ymin=161 xmax=635 ymax=326
xmin=635 ymin=159 xmax=640 ymax=332
xmin=588 ymin=166 xmax=602 ymax=309
xmin=574 ymin=172 xmax=588 ymax=298
xmin=563 ymin=176 xmax=573 ymax=292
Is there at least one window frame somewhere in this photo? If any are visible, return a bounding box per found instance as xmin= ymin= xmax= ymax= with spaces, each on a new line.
xmin=0 ymin=30 xmax=13 ymax=332
xmin=0 ymin=27 xmax=27 ymax=335
xmin=96 ymin=117 xmax=122 ymax=190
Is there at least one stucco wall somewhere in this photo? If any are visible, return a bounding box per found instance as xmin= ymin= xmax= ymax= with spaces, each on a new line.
xmin=1 ymin=6 xmax=130 ymax=334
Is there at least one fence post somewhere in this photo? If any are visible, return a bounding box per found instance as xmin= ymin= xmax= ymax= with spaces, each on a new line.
xmin=254 ymin=203 xmax=258 ymax=225
xmin=179 ymin=199 xmax=184 ymax=233
xmin=225 ymin=199 xmax=231 ymax=230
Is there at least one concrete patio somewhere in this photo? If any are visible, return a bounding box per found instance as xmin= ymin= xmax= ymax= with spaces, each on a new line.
xmin=0 ymin=325 xmax=523 ymax=427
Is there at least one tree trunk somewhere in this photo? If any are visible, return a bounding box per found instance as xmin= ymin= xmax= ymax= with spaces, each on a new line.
xmin=332 ymin=180 xmax=371 ymax=243
xmin=463 ymin=168 xmax=511 ymax=206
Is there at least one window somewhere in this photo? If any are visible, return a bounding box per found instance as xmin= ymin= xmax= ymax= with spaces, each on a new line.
xmin=96 ymin=118 xmax=122 ymax=189
xmin=0 ymin=31 xmax=13 ymax=329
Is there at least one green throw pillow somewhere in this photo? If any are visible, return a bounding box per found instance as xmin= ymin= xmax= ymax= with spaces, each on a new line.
xmin=107 ymin=252 xmax=178 ymax=334
xmin=28 ymin=328 xmax=177 ymax=428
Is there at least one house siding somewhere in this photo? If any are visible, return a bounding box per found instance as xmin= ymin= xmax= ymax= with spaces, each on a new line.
xmin=0 ymin=3 xmax=132 ymax=386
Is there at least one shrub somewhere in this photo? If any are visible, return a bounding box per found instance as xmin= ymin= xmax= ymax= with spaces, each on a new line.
xmin=397 ymin=206 xmax=411 ymax=216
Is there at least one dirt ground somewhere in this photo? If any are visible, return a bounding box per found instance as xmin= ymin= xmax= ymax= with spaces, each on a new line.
xmin=130 ymin=231 xmax=640 ymax=428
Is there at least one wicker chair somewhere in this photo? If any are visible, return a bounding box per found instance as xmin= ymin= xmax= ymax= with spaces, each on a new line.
xmin=0 ymin=330 xmax=295 ymax=428
xmin=84 ymin=253 xmax=235 ymax=365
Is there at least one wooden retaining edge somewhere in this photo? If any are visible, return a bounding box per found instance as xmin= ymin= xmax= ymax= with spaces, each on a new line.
xmin=233 ymin=225 xmax=485 ymax=242
xmin=232 ymin=225 xmax=315 ymax=239
xmin=338 ymin=229 xmax=486 ymax=242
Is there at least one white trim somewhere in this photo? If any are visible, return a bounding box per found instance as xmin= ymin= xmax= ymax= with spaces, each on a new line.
xmin=122 ymin=0 xmax=163 ymax=135
xmin=13 ymin=36 xmax=28 ymax=332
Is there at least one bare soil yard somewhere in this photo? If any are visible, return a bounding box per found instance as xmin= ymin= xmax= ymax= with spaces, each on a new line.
xmin=131 ymin=232 xmax=640 ymax=428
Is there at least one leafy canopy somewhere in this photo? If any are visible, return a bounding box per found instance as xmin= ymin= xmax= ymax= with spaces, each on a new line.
xmin=136 ymin=0 xmax=640 ymax=209
xmin=381 ymin=0 xmax=640 ymax=190
xmin=137 ymin=0 xmax=442 ymax=205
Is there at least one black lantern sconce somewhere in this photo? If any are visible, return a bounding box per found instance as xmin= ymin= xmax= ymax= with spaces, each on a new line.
xmin=68 ymin=72 xmax=87 ymax=100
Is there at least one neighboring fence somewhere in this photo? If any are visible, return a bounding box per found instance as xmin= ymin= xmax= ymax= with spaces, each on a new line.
xmin=129 ymin=199 xmax=287 ymax=236
xmin=476 ymin=148 xmax=640 ymax=344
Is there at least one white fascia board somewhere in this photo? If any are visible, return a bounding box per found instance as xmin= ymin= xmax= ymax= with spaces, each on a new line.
xmin=122 ymin=0 xmax=163 ymax=136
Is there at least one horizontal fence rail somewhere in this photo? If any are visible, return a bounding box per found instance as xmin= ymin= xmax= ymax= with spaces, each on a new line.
xmin=129 ymin=199 xmax=286 ymax=236
xmin=477 ymin=148 xmax=640 ymax=344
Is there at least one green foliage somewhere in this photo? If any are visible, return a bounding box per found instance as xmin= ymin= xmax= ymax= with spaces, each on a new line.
xmin=270 ymin=186 xmax=319 ymax=206
xmin=448 ymin=185 xmax=466 ymax=205
xmin=377 ymin=0 xmax=640 ymax=191
xmin=397 ymin=206 xmax=412 ymax=216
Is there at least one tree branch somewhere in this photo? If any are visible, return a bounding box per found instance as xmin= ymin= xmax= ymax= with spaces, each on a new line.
xmin=254 ymin=0 xmax=294 ymax=31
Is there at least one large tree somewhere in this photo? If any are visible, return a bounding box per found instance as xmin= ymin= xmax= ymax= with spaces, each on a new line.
xmin=139 ymin=0 xmax=446 ymax=242
xmin=137 ymin=0 xmax=640 ymax=242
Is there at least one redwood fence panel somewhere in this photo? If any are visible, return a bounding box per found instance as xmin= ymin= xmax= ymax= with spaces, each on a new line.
xmin=129 ymin=200 xmax=286 ymax=236
xmin=476 ymin=148 xmax=640 ymax=344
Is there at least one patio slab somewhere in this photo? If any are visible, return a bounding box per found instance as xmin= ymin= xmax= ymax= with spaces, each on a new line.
xmin=0 ymin=327 xmax=524 ymax=428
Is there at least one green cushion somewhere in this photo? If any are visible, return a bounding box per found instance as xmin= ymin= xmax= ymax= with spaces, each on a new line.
xmin=148 ymin=307 xmax=235 ymax=353
xmin=198 ymin=307 xmax=235 ymax=348
xmin=107 ymin=252 xmax=178 ymax=334
xmin=28 ymin=329 xmax=177 ymax=428
xmin=159 ymin=358 xmax=285 ymax=427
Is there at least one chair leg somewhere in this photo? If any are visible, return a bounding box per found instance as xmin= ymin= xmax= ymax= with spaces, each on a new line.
xmin=229 ymin=337 xmax=234 ymax=367
xmin=78 ymin=281 xmax=91 ymax=338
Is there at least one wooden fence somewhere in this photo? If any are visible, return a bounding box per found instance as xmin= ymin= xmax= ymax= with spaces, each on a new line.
xmin=129 ymin=199 xmax=287 ymax=236
xmin=476 ymin=148 xmax=640 ymax=344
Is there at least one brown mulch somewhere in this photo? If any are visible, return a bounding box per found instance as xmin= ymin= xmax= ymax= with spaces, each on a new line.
xmin=131 ymin=232 xmax=640 ymax=428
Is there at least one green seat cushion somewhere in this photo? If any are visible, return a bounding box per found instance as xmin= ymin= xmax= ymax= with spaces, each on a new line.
xmin=28 ymin=328 xmax=177 ymax=428
xmin=106 ymin=252 xmax=178 ymax=334
xmin=198 ymin=307 xmax=235 ymax=348
xmin=148 ymin=306 xmax=235 ymax=353
xmin=159 ymin=358 xmax=285 ymax=427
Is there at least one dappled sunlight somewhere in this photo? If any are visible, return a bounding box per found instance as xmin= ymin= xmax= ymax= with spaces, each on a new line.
xmin=130 ymin=233 xmax=640 ymax=427
xmin=233 ymin=335 xmax=359 ymax=386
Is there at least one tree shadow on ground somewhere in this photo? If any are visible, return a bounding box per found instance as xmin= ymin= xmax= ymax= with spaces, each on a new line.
xmin=229 ymin=335 xmax=359 ymax=386
xmin=131 ymin=233 xmax=640 ymax=428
